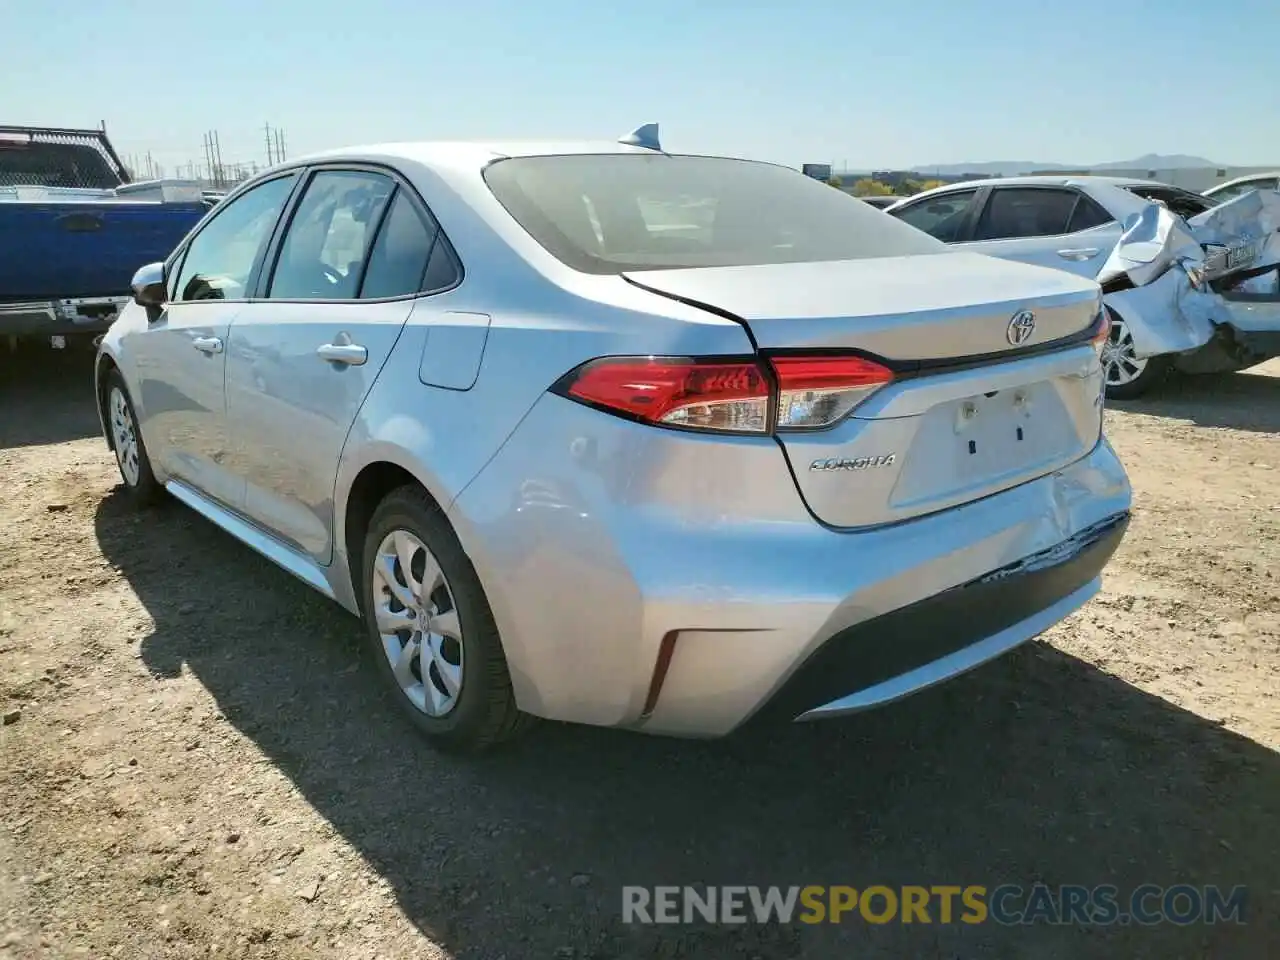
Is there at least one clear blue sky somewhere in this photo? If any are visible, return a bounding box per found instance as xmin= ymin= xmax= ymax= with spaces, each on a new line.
xmin=4 ymin=0 xmax=1278 ymax=175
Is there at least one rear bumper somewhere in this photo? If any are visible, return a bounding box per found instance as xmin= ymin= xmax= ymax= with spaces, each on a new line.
xmin=757 ymin=513 xmax=1127 ymax=724
xmin=1218 ymin=285 xmax=1280 ymax=356
xmin=0 ymin=297 xmax=127 ymax=337
xmin=451 ymin=394 xmax=1133 ymax=738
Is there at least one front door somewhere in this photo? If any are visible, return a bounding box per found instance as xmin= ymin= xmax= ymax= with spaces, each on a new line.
xmin=224 ymin=170 xmax=453 ymax=563
xmin=129 ymin=172 xmax=299 ymax=509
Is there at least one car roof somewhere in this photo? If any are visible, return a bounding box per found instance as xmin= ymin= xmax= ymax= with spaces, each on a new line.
xmin=1206 ymin=171 xmax=1280 ymax=192
xmin=282 ymin=139 xmax=722 ymax=176
xmin=916 ymin=174 xmax=1176 ymax=191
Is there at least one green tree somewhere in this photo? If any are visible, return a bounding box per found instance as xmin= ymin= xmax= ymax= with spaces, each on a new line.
xmin=852 ymin=178 xmax=894 ymax=197
xmin=828 ymin=175 xmax=844 ymax=189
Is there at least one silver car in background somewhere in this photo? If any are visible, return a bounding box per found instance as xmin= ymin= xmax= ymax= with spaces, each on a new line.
xmin=886 ymin=176 xmax=1280 ymax=398
xmin=95 ymin=130 xmax=1132 ymax=751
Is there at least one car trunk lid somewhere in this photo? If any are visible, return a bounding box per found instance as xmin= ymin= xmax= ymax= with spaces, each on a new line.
xmin=625 ymin=253 xmax=1106 ymax=528
xmin=625 ymin=252 xmax=1100 ymax=360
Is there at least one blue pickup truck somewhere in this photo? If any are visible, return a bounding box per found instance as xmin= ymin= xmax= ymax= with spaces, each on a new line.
xmin=0 ymin=125 xmax=212 ymax=350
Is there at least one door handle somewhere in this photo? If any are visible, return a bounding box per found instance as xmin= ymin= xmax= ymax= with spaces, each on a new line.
xmin=192 ymin=336 xmax=224 ymax=354
xmin=1057 ymin=248 xmax=1100 ymax=261
xmin=316 ymin=342 xmax=367 ymax=366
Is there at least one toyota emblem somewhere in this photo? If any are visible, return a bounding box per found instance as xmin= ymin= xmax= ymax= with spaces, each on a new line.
xmin=1007 ymin=310 xmax=1036 ymax=346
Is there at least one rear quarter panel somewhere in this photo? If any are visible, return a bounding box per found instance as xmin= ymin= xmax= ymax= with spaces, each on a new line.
xmin=330 ymin=268 xmax=755 ymax=595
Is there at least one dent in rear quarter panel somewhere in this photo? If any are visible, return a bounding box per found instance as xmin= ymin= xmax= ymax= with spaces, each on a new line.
xmin=447 ymin=392 xmax=823 ymax=726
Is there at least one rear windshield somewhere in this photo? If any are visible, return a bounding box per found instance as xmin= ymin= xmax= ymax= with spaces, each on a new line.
xmin=482 ymin=154 xmax=946 ymax=274
xmin=1121 ymin=184 xmax=1217 ymax=220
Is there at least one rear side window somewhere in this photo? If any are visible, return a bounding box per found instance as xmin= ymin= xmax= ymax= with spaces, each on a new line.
xmin=1066 ymin=195 xmax=1113 ymax=232
xmin=483 ymin=154 xmax=945 ymax=274
xmin=973 ymin=188 xmax=1081 ymax=241
xmin=420 ymin=235 xmax=460 ymax=292
xmin=892 ymin=190 xmax=978 ymax=242
xmin=359 ymin=192 xmax=438 ymax=299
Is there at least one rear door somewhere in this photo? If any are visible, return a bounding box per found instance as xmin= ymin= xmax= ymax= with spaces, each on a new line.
xmin=223 ymin=166 xmax=459 ymax=562
xmin=958 ymin=186 xmax=1119 ymax=279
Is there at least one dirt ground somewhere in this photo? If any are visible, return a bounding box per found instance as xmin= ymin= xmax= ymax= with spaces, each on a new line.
xmin=1 ymin=348 xmax=1277 ymax=959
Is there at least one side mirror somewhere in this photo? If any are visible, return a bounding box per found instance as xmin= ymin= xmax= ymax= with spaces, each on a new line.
xmin=131 ymin=262 xmax=167 ymax=308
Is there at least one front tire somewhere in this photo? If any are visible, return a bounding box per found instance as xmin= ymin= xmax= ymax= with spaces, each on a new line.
xmin=1101 ymin=311 xmax=1169 ymax=400
xmin=359 ymin=486 xmax=528 ymax=753
xmin=104 ymin=370 xmax=162 ymax=505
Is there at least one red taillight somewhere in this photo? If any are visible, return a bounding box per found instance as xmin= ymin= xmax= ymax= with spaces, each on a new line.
xmin=561 ymin=357 xmax=770 ymax=432
xmin=1090 ymin=309 xmax=1110 ymax=344
xmin=770 ymin=355 xmax=895 ymax=429
xmin=554 ymin=354 xmax=894 ymax=434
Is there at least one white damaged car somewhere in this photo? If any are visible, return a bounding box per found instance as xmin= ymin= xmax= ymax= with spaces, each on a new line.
xmin=886 ymin=176 xmax=1280 ymax=398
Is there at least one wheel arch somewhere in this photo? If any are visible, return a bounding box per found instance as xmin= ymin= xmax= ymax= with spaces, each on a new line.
xmin=335 ymin=446 xmax=460 ymax=613
xmin=93 ymin=350 xmax=120 ymax=448
xmin=1101 ymin=279 xmax=1213 ymax=361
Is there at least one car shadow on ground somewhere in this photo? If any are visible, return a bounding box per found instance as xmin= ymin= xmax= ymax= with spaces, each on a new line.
xmin=94 ymin=491 xmax=1278 ymax=959
xmin=1114 ymin=368 xmax=1280 ymax=433
xmin=0 ymin=346 xmax=101 ymax=448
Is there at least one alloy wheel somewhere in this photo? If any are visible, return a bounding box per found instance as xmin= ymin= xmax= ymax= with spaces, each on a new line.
xmin=370 ymin=529 xmax=464 ymax=716
xmin=108 ymin=386 xmax=141 ymax=486
xmin=1100 ymin=319 xmax=1148 ymax=388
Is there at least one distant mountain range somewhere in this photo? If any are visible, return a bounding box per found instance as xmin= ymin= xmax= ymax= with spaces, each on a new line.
xmin=907 ymin=154 xmax=1220 ymax=176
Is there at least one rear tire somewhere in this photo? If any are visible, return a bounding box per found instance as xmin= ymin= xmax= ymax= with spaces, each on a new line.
xmin=103 ymin=370 xmax=163 ymax=505
xmin=1102 ymin=309 xmax=1169 ymax=400
xmin=358 ymin=486 xmax=529 ymax=753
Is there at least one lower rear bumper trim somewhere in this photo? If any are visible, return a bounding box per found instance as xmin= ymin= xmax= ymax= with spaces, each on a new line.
xmin=796 ymin=579 xmax=1097 ymax=719
xmin=750 ymin=511 xmax=1130 ymax=726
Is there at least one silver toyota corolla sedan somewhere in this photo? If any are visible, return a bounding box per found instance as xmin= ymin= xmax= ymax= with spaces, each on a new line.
xmin=94 ymin=127 xmax=1132 ymax=752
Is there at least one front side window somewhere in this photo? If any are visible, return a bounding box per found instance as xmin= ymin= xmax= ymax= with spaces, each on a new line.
xmin=483 ymin=154 xmax=945 ymax=274
xmin=268 ymin=170 xmax=393 ymax=299
xmin=173 ymin=174 xmax=297 ymax=302
xmin=892 ymin=190 xmax=979 ymax=242
xmin=973 ymin=188 xmax=1082 ymax=241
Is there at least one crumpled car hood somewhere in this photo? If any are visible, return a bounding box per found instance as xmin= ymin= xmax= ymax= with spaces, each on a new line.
xmin=1093 ymin=189 xmax=1280 ymax=361
xmin=1098 ymin=189 xmax=1280 ymax=289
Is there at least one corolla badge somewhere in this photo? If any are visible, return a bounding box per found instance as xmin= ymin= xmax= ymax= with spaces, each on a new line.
xmin=1006 ymin=309 xmax=1036 ymax=346
xmin=810 ymin=454 xmax=896 ymax=472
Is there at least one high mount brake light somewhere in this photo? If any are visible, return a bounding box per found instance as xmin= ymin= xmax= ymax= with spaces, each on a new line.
xmin=554 ymin=355 xmax=895 ymax=434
